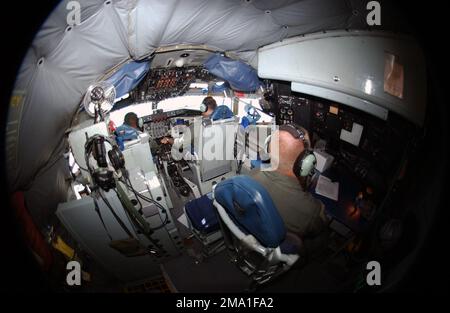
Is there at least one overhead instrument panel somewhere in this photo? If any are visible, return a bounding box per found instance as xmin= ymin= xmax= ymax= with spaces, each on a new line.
xmin=131 ymin=66 xmax=215 ymax=103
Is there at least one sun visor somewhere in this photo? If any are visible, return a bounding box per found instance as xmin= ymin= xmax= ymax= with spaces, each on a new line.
xmin=204 ymin=54 xmax=261 ymax=92
xmin=105 ymin=60 xmax=151 ymax=100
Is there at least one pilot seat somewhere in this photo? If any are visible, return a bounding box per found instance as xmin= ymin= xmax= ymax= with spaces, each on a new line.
xmin=212 ymin=175 xmax=301 ymax=286
xmin=181 ymin=106 xmax=238 ymax=258
xmin=189 ymin=105 xmax=239 ymax=195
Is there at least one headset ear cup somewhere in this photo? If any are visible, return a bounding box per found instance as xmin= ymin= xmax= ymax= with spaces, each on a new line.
xmin=294 ymin=150 xmax=317 ymax=177
xmin=138 ymin=118 xmax=143 ymax=129
xmin=108 ymin=146 xmax=125 ymax=171
xmin=200 ymin=103 xmax=207 ymax=112
xmin=300 ymin=152 xmax=316 ymax=177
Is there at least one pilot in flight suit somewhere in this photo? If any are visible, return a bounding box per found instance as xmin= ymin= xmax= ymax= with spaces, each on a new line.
xmin=114 ymin=112 xmax=142 ymax=149
xmin=249 ymin=126 xmax=329 ymax=257
xmin=160 ymin=96 xmax=218 ymax=146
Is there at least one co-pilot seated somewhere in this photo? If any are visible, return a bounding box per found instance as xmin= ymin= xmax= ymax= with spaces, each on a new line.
xmin=250 ymin=124 xmax=329 ymax=257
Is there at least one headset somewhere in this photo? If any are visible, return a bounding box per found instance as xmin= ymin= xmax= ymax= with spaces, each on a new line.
xmin=84 ymin=134 xmax=126 ymax=191
xmin=199 ymin=98 xmax=208 ymax=113
xmin=264 ymin=123 xmax=316 ymax=178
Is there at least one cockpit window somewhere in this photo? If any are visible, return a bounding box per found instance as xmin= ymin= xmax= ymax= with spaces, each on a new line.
xmin=109 ymin=95 xmax=274 ymax=125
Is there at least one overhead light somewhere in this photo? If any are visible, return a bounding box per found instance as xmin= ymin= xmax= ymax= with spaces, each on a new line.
xmin=364 ymin=79 xmax=373 ymax=95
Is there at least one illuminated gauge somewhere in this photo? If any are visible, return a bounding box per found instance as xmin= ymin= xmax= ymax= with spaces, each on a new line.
xmin=287 ymin=109 xmax=293 ymax=115
xmin=280 ymin=108 xmax=286 ymax=114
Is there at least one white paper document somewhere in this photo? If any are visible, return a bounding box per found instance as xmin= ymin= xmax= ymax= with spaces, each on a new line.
xmin=340 ymin=122 xmax=363 ymax=147
xmin=315 ymin=175 xmax=339 ymax=201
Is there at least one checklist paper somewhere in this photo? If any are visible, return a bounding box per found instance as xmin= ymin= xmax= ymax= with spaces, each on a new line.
xmin=340 ymin=122 xmax=363 ymax=147
xmin=315 ymin=175 xmax=339 ymax=201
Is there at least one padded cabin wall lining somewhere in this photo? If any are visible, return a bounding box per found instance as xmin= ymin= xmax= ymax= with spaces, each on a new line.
xmin=7 ymin=0 xmax=369 ymax=226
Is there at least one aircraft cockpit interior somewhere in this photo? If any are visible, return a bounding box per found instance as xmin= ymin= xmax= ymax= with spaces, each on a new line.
xmin=49 ymin=38 xmax=425 ymax=292
xmin=4 ymin=0 xmax=444 ymax=296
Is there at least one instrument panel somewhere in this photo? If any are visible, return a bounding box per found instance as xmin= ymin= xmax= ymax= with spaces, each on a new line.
xmin=145 ymin=120 xmax=170 ymax=139
xmin=131 ymin=66 xmax=215 ymax=103
xmin=269 ymin=81 xmax=418 ymax=193
xmin=278 ymin=95 xmax=311 ymax=131
xmin=142 ymin=108 xmax=200 ymax=124
xmin=142 ymin=109 xmax=200 ymax=141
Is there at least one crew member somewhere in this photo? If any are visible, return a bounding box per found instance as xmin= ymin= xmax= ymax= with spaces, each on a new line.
xmin=115 ymin=112 xmax=142 ymax=146
xmin=160 ymin=96 xmax=218 ymax=145
xmin=199 ymin=96 xmax=218 ymax=118
xmin=122 ymin=112 xmax=141 ymax=131
xmin=250 ymin=124 xmax=329 ymax=256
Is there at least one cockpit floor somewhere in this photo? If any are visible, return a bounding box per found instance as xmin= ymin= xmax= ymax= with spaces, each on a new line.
xmin=161 ymin=249 xmax=251 ymax=292
xmin=161 ymin=245 xmax=354 ymax=293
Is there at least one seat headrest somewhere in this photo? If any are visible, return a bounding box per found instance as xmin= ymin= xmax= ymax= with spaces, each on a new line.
xmin=214 ymin=176 xmax=286 ymax=248
xmin=211 ymin=105 xmax=234 ymax=121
